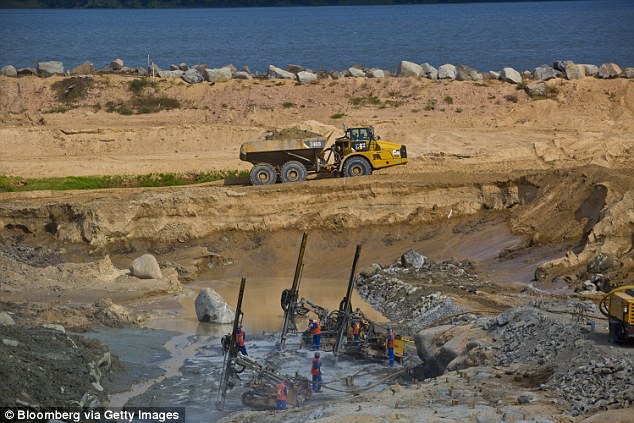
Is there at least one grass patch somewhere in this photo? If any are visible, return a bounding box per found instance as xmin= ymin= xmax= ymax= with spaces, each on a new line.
xmin=51 ymin=77 xmax=95 ymax=105
xmin=128 ymin=78 xmax=155 ymax=96
xmin=0 ymin=171 xmax=249 ymax=193
xmin=330 ymin=113 xmax=346 ymax=119
xmin=504 ymin=94 xmax=519 ymax=103
xmin=455 ymin=108 xmax=463 ymax=113
xmin=282 ymin=102 xmax=295 ymax=109
xmin=44 ymin=106 xmax=69 ymax=114
xmin=424 ymin=101 xmax=437 ymax=111
xmin=444 ymin=95 xmax=454 ymax=104
xmin=132 ymin=96 xmax=180 ymax=112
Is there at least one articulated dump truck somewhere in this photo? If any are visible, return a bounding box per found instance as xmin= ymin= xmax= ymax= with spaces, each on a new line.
xmin=239 ymin=126 xmax=407 ymax=185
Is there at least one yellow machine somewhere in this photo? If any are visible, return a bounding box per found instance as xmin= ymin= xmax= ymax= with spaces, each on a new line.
xmin=240 ymin=126 xmax=407 ymax=185
xmin=600 ymin=285 xmax=634 ymax=344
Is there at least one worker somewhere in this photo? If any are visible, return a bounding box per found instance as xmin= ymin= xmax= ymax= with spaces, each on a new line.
xmin=309 ymin=318 xmax=321 ymax=351
xmin=276 ymin=380 xmax=288 ymax=411
xmin=386 ymin=327 xmax=395 ymax=367
xmin=311 ymin=351 xmax=322 ymax=393
xmin=236 ymin=326 xmax=247 ymax=356
xmin=352 ymin=320 xmax=361 ymax=346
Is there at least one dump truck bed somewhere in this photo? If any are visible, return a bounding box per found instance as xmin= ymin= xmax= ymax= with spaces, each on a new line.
xmin=239 ymin=137 xmax=327 ymax=167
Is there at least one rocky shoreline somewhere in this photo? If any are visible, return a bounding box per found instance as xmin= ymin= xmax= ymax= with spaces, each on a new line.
xmin=1 ymin=58 xmax=633 ymax=88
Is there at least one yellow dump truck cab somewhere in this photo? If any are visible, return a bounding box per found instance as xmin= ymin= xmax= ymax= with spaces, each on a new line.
xmin=607 ymin=288 xmax=634 ymax=344
xmin=333 ymin=127 xmax=408 ymax=177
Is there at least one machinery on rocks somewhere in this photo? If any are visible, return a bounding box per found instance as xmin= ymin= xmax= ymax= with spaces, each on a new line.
xmin=600 ymin=285 xmax=634 ymax=344
xmin=240 ymin=126 xmax=407 ymax=185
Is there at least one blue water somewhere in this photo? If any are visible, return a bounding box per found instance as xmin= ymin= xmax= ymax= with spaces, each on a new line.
xmin=0 ymin=1 xmax=632 ymax=73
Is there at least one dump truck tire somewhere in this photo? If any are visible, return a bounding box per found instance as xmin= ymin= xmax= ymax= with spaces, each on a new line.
xmin=280 ymin=161 xmax=307 ymax=183
xmin=343 ymin=156 xmax=372 ymax=177
xmin=250 ymin=163 xmax=277 ymax=185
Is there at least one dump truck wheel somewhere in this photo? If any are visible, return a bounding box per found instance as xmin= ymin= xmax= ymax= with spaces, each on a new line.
xmin=280 ymin=161 xmax=307 ymax=183
xmin=250 ymin=163 xmax=277 ymax=185
xmin=343 ymin=157 xmax=372 ymax=177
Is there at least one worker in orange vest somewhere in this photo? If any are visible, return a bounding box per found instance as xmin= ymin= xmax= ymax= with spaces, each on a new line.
xmin=311 ymin=351 xmax=322 ymax=393
xmin=352 ymin=320 xmax=361 ymax=346
xmin=386 ymin=327 xmax=394 ymax=367
xmin=276 ymin=380 xmax=288 ymax=410
xmin=236 ymin=326 xmax=247 ymax=356
xmin=309 ymin=318 xmax=321 ymax=350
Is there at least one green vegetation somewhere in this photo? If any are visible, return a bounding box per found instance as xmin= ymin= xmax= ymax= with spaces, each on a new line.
xmin=349 ymin=94 xmax=402 ymax=108
xmin=51 ymin=77 xmax=95 ymax=107
xmin=504 ymin=94 xmax=518 ymax=103
xmin=455 ymin=107 xmax=463 ymax=113
xmin=330 ymin=113 xmax=346 ymax=119
xmin=282 ymin=102 xmax=295 ymax=109
xmin=104 ymin=78 xmax=180 ymax=115
xmin=424 ymin=100 xmax=437 ymax=111
xmin=444 ymin=95 xmax=453 ymax=104
xmin=44 ymin=106 xmax=69 ymax=114
xmin=0 ymin=171 xmax=249 ymax=193
xmin=128 ymin=78 xmax=155 ymax=95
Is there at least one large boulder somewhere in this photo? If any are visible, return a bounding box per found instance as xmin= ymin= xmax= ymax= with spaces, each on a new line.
xmin=524 ymin=81 xmax=546 ymax=98
xmin=565 ymin=64 xmax=585 ymax=80
xmin=158 ymin=70 xmax=183 ymax=78
xmin=181 ymin=68 xmax=204 ymax=84
xmin=286 ymin=64 xmax=305 ymax=74
xmin=297 ymin=71 xmax=317 ymax=84
xmin=37 ymin=61 xmax=64 ymax=75
xmin=533 ymin=64 xmax=559 ymax=81
xmin=597 ymin=63 xmax=622 ymax=79
xmin=17 ymin=67 xmax=37 ymax=76
xmin=587 ymin=252 xmax=618 ymax=273
xmin=234 ymin=71 xmax=253 ymax=80
xmin=400 ymin=250 xmax=427 ymax=269
xmin=70 ymin=61 xmax=95 ymax=75
xmin=421 ymin=63 xmax=438 ymax=80
xmin=195 ymin=288 xmax=235 ymax=323
xmin=203 ymin=67 xmax=232 ymax=82
xmin=130 ymin=254 xmax=163 ymax=279
xmin=366 ymin=68 xmax=385 ymax=78
xmin=581 ymin=64 xmax=598 ymax=77
xmin=148 ymin=63 xmax=161 ymax=75
xmin=268 ymin=65 xmax=295 ymax=80
xmin=179 ymin=62 xmax=188 ymax=71
xmin=397 ymin=61 xmax=423 ymax=77
xmin=0 ymin=312 xmax=15 ymax=326
xmin=1 ymin=65 xmax=17 ymax=77
xmin=625 ymin=68 xmax=634 ymax=79
xmin=553 ymin=60 xmax=574 ymax=72
xmin=455 ymin=65 xmax=481 ymax=81
xmin=347 ymin=67 xmax=365 ymax=78
xmin=438 ymin=64 xmax=456 ymax=80
xmin=500 ymin=67 xmax=522 ymax=84
xmin=111 ymin=58 xmax=124 ymax=70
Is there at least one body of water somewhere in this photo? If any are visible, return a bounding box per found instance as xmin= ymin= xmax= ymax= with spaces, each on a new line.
xmin=0 ymin=1 xmax=633 ymax=73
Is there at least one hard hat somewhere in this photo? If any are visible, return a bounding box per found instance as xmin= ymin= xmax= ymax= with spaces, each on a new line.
xmin=315 ymin=352 xmax=320 ymax=357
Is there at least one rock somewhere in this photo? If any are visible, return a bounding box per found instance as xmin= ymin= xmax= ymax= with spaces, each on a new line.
xmin=42 ymin=323 xmax=66 ymax=333
xmin=37 ymin=61 xmax=64 ymax=75
xmin=397 ymin=61 xmax=423 ymax=77
xmin=130 ymin=254 xmax=163 ymax=279
xmin=400 ymin=250 xmax=426 ymax=270
xmin=581 ymin=64 xmax=598 ymax=77
xmin=268 ymin=65 xmax=295 ymax=80
xmin=565 ymin=64 xmax=585 ymax=80
xmin=496 ymin=312 xmax=510 ymax=326
xmin=241 ymin=65 xmax=252 ymax=74
xmin=1 ymin=65 xmax=17 ymax=77
xmin=297 ymin=71 xmax=318 ymax=84
xmin=623 ymin=68 xmax=634 ymax=78
xmin=455 ymin=65 xmax=481 ymax=81
xmin=420 ymin=63 xmax=438 ymax=79
xmin=500 ymin=67 xmax=522 ymax=84
xmin=0 ymin=312 xmax=15 ymax=326
xmin=234 ymin=71 xmax=253 ymax=80
xmin=525 ymin=82 xmax=546 ymax=98
xmin=181 ymin=68 xmax=204 ymax=84
xmin=347 ymin=67 xmax=365 ymax=78
xmin=157 ymin=70 xmax=183 ymax=78
xmin=597 ymin=63 xmax=622 ymax=79
xmin=17 ymin=67 xmax=37 ymax=76
xmin=286 ymin=64 xmax=305 ymax=74
xmin=2 ymin=338 xmax=19 ymax=347
xmin=591 ymin=273 xmax=610 ymax=292
xmin=517 ymin=392 xmax=537 ymax=404
xmin=194 ymin=288 xmax=235 ymax=323
xmin=587 ymin=252 xmax=618 ymax=273
xmin=70 ymin=61 xmax=95 ymax=75
xmin=533 ymin=64 xmax=559 ymax=81
xmin=224 ymin=64 xmax=237 ymax=75
xmin=553 ymin=60 xmax=574 ymax=72
xmin=203 ymin=67 xmax=232 ymax=83
xmin=169 ymin=64 xmax=179 ymax=71
xmin=366 ymin=68 xmax=385 ymax=78
xmin=438 ymin=64 xmax=456 ymax=80
xmin=178 ymin=62 xmax=188 ymax=71
xmin=110 ymin=58 xmax=124 ymax=70
xmin=582 ymin=280 xmax=597 ymax=292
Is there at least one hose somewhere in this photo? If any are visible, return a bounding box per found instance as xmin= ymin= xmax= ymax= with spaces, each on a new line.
xmin=319 ymin=369 xmax=407 ymax=393
xmin=599 ymin=285 xmax=634 ymax=318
